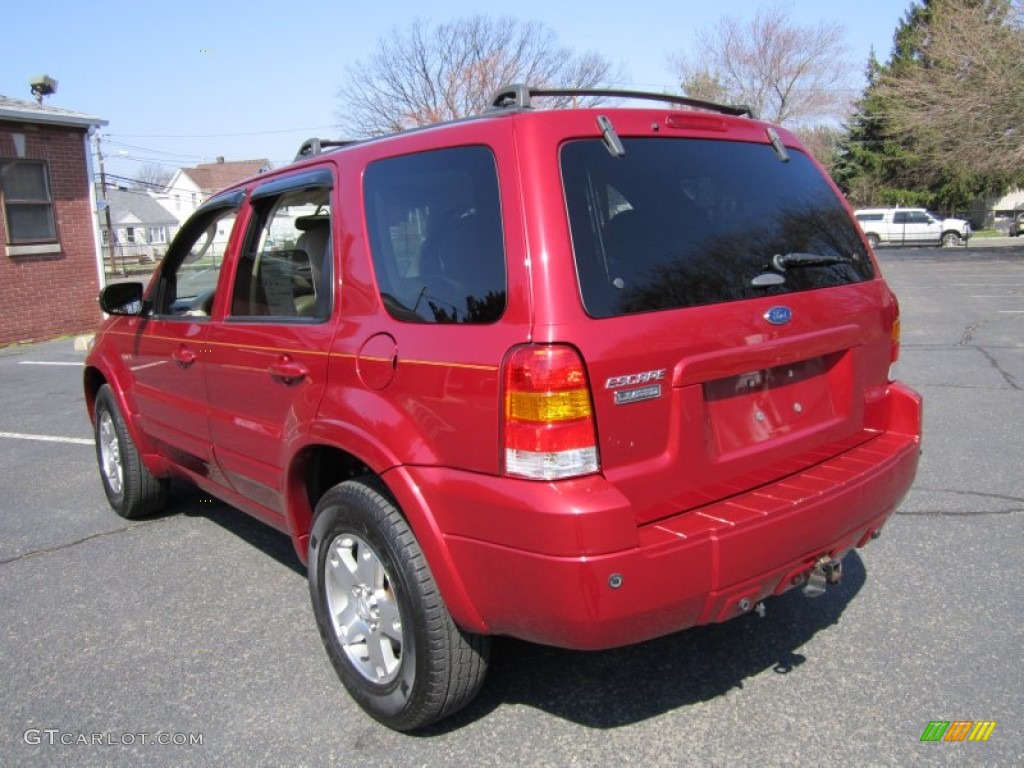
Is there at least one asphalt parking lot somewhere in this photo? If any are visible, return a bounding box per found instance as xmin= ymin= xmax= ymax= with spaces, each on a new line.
xmin=1 ymin=245 xmax=1021 ymax=767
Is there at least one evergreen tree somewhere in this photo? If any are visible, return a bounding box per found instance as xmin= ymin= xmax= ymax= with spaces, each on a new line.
xmin=835 ymin=0 xmax=1024 ymax=214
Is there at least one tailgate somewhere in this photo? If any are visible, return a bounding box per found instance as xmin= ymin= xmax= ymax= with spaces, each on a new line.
xmin=582 ymin=283 xmax=895 ymax=526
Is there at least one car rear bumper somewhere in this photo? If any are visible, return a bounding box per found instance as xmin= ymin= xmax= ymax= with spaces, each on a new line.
xmin=392 ymin=382 xmax=922 ymax=650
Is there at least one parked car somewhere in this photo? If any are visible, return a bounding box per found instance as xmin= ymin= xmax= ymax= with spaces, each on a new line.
xmin=84 ymin=85 xmax=922 ymax=731
xmin=854 ymin=207 xmax=971 ymax=248
xmin=1009 ymin=211 xmax=1024 ymax=237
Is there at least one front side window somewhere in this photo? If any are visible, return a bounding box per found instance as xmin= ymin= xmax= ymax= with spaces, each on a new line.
xmin=562 ymin=138 xmax=874 ymax=318
xmin=152 ymin=204 xmax=239 ymax=317
xmin=229 ymin=186 xmax=333 ymax=321
xmin=363 ymin=146 xmax=506 ymax=324
xmin=0 ymin=160 xmax=56 ymax=243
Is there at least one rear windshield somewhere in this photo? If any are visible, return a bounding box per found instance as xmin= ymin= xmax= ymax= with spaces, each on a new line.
xmin=561 ymin=137 xmax=874 ymax=318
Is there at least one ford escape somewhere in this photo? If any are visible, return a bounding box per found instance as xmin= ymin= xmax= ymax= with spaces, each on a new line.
xmin=85 ymin=85 xmax=922 ymax=730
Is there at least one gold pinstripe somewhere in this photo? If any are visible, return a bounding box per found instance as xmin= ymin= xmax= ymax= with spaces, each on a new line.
xmin=103 ymin=331 xmax=498 ymax=371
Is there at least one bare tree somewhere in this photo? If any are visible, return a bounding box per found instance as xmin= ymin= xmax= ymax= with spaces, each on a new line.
xmin=669 ymin=6 xmax=853 ymax=125
xmin=878 ymin=0 xmax=1024 ymax=180
xmin=793 ymin=124 xmax=845 ymax=174
xmin=133 ymin=163 xmax=174 ymax=191
xmin=337 ymin=16 xmax=619 ymax=136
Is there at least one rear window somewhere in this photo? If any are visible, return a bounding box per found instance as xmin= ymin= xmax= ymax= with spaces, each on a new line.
xmin=561 ymin=138 xmax=874 ymax=318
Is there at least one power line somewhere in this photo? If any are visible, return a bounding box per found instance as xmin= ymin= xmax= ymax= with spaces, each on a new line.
xmin=107 ymin=125 xmax=336 ymax=139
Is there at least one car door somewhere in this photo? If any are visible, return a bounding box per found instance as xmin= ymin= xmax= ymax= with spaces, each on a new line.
xmin=204 ymin=169 xmax=336 ymax=522
xmin=128 ymin=194 xmax=243 ymax=481
xmin=891 ymin=210 xmax=912 ymax=245
xmin=905 ymin=210 xmax=939 ymax=244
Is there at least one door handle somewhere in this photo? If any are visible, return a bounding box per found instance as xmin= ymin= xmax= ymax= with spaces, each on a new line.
xmin=269 ymin=357 xmax=308 ymax=385
xmin=173 ymin=345 xmax=196 ymax=368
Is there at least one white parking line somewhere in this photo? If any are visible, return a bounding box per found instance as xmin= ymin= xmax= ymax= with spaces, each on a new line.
xmin=17 ymin=361 xmax=83 ymax=367
xmin=0 ymin=431 xmax=93 ymax=446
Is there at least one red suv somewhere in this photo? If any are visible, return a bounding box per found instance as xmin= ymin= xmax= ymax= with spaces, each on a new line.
xmin=85 ymin=85 xmax=921 ymax=730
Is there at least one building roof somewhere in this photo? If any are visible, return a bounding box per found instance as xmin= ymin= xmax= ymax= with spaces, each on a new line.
xmin=106 ymin=188 xmax=178 ymax=227
xmin=0 ymin=94 xmax=107 ymax=129
xmin=180 ymin=158 xmax=271 ymax=194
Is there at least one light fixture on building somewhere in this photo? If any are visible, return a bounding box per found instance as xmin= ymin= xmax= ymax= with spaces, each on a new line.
xmin=29 ymin=75 xmax=58 ymax=104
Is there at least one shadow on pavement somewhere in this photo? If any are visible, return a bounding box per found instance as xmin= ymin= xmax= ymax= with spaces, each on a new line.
xmin=428 ymin=552 xmax=865 ymax=731
xmin=156 ymin=481 xmax=867 ymax=732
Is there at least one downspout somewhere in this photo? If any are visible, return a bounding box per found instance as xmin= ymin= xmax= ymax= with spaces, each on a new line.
xmin=84 ymin=126 xmax=106 ymax=290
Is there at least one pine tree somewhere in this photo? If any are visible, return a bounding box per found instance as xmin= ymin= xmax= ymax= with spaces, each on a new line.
xmin=835 ymin=0 xmax=1024 ymax=214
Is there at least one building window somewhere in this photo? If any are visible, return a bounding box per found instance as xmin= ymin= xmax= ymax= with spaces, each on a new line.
xmin=0 ymin=160 xmax=57 ymax=243
xmin=125 ymin=227 xmax=137 ymax=244
xmin=148 ymin=227 xmax=167 ymax=244
xmin=101 ymin=228 xmax=109 ymax=245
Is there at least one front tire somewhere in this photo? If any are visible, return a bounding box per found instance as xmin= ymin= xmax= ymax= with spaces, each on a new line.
xmin=93 ymin=384 xmax=167 ymax=518
xmin=941 ymin=231 xmax=962 ymax=247
xmin=308 ymin=478 xmax=489 ymax=731
xmin=866 ymin=233 xmax=880 ymax=249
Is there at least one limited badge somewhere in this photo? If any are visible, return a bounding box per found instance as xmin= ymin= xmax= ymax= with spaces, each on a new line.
xmin=614 ymin=384 xmax=662 ymax=405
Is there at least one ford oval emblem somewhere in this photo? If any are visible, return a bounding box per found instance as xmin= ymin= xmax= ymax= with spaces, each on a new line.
xmin=764 ymin=306 xmax=792 ymax=325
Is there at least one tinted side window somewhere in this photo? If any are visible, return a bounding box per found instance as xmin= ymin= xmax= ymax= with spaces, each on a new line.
xmin=561 ymin=138 xmax=874 ymax=318
xmin=856 ymin=213 xmax=884 ymax=222
xmin=364 ymin=146 xmax=506 ymax=324
xmin=893 ymin=212 xmax=910 ymax=224
xmin=230 ymin=187 xmax=332 ymax=321
xmin=153 ymin=205 xmax=239 ymax=317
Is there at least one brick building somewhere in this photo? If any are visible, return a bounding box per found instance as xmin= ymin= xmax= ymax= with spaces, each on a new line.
xmin=0 ymin=96 xmax=107 ymax=346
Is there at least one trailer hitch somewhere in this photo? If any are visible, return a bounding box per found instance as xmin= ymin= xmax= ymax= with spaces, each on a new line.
xmin=803 ymin=556 xmax=843 ymax=598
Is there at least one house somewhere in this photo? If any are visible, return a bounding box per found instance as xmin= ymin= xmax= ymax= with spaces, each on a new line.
xmin=153 ymin=156 xmax=271 ymax=225
xmin=0 ymin=95 xmax=107 ymax=346
xmin=969 ymin=188 xmax=1024 ymax=230
xmin=103 ymin=187 xmax=179 ymax=266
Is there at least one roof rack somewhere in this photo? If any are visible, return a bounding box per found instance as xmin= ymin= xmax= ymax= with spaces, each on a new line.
xmin=294 ymin=137 xmax=359 ymax=161
xmin=487 ymin=83 xmax=755 ymax=119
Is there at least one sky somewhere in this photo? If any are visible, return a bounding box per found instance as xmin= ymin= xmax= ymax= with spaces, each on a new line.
xmin=1 ymin=0 xmax=912 ymax=182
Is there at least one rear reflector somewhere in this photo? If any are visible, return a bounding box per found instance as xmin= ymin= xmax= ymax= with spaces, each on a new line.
xmin=503 ymin=345 xmax=598 ymax=480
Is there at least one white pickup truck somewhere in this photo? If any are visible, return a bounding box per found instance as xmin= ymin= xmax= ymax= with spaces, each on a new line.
xmin=854 ymin=208 xmax=971 ymax=248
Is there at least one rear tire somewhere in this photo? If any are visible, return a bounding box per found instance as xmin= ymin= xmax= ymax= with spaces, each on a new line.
xmin=93 ymin=384 xmax=167 ymax=518
xmin=308 ymin=478 xmax=489 ymax=731
xmin=866 ymin=233 xmax=880 ymax=249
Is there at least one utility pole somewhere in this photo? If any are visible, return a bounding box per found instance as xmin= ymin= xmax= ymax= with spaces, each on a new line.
xmin=94 ymin=134 xmax=120 ymax=275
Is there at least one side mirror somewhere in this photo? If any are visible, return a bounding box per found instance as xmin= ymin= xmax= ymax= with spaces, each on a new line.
xmin=99 ymin=282 xmax=146 ymax=316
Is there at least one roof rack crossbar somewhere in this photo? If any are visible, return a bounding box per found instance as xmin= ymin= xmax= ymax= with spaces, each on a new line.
xmin=487 ymin=83 xmax=755 ymax=119
xmin=294 ymin=137 xmax=359 ymax=161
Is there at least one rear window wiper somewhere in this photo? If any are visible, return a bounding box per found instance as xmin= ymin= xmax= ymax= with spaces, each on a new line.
xmin=771 ymin=252 xmax=854 ymax=271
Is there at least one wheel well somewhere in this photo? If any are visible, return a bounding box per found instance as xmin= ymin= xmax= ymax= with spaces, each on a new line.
xmin=294 ymin=445 xmax=374 ymax=540
xmin=83 ymin=367 xmax=108 ymax=420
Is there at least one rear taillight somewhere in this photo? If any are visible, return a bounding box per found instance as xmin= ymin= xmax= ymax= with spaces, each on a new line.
xmin=502 ymin=344 xmax=599 ymax=480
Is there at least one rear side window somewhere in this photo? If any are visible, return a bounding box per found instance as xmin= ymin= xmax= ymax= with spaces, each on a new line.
xmin=230 ymin=187 xmax=333 ymax=321
xmin=363 ymin=146 xmax=506 ymax=324
xmin=561 ymin=138 xmax=874 ymax=318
